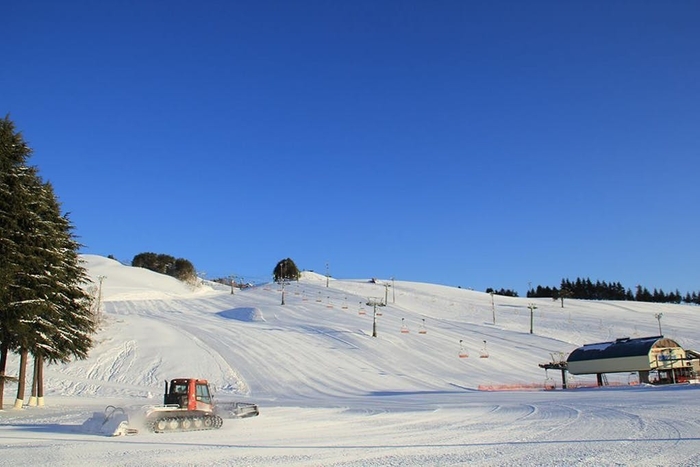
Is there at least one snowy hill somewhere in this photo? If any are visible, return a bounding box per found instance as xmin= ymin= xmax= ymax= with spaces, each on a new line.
xmin=74 ymin=255 xmax=700 ymax=398
xmin=1 ymin=254 xmax=700 ymax=466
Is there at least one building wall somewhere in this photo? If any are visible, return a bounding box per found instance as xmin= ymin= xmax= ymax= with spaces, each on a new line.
xmin=649 ymin=345 xmax=687 ymax=370
xmin=568 ymin=355 xmax=650 ymax=375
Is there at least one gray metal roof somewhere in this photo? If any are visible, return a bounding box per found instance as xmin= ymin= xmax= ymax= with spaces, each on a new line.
xmin=567 ymin=336 xmax=679 ymax=362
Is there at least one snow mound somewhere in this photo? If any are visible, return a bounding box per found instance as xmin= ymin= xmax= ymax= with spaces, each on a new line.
xmin=217 ymin=307 xmax=265 ymax=322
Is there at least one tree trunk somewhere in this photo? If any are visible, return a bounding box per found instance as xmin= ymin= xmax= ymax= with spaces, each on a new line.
xmin=13 ymin=348 xmax=28 ymax=409
xmin=37 ymin=354 xmax=44 ymax=407
xmin=0 ymin=343 xmax=8 ymax=410
xmin=29 ymin=355 xmax=39 ymax=407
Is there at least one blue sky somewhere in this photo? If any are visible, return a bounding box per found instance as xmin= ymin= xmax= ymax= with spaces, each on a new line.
xmin=3 ymin=1 xmax=699 ymax=294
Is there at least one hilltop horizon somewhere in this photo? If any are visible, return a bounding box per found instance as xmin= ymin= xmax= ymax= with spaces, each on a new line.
xmin=100 ymin=251 xmax=700 ymax=305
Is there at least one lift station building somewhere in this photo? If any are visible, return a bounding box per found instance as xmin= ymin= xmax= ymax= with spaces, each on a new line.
xmin=566 ymin=335 xmax=699 ymax=386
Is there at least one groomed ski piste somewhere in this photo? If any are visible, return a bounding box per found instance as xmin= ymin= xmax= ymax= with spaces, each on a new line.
xmin=1 ymin=255 xmax=700 ymax=466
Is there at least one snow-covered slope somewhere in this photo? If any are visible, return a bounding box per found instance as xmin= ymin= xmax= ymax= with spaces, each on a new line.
xmin=1 ymin=254 xmax=699 ymax=466
xmin=70 ymin=254 xmax=700 ymax=400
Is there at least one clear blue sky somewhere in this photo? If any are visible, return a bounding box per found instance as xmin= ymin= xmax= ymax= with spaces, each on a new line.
xmin=3 ymin=1 xmax=699 ymax=294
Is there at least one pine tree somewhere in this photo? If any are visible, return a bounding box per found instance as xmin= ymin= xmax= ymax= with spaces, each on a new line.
xmin=0 ymin=115 xmax=36 ymax=408
xmin=11 ymin=166 xmax=96 ymax=409
xmin=0 ymin=117 xmax=96 ymax=409
xmin=25 ymin=183 xmax=95 ymax=407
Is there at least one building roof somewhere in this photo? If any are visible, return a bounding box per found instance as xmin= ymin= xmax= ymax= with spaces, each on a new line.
xmin=567 ymin=336 xmax=679 ymax=363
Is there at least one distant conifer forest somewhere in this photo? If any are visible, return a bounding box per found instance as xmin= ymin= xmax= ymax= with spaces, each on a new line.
xmin=524 ymin=277 xmax=700 ymax=305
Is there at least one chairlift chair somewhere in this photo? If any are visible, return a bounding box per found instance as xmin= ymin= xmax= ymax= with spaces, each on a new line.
xmin=544 ymin=369 xmax=556 ymax=390
xmin=479 ymin=340 xmax=489 ymax=358
xmin=567 ymin=374 xmax=578 ymax=389
xmin=627 ymin=372 xmax=640 ymax=386
xmin=458 ymin=339 xmax=469 ymax=358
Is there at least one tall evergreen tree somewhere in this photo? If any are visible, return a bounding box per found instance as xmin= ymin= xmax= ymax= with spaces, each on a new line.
xmin=0 ymin=116 xmax=36 ymax=408
xmin=17 ymin=182 xmax=95 ymax=407
xmin=0 ymin=116 xmax=96 ymax=409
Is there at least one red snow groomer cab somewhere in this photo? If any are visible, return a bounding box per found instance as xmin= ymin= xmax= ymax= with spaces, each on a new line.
xmin=144 ymin=378 xmax=259 ymax=433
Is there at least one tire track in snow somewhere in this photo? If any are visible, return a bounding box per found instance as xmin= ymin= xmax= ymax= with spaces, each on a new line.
xmin=86 ymin=340 xmax=137 ymax=382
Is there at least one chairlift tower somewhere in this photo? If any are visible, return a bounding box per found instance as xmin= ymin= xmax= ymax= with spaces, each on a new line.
xmin=97 ymin=275 xmax=106 ymax=315
xmin=367 ymin=298 xmax=383 ymax=337
xmin=528 ymin=303 xmax=538 ymax=334
xmin=655 ymin=313 xmax=663 ymax=335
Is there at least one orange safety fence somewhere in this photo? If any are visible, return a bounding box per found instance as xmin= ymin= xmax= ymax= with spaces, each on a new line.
xmin=478 ymin=383 xmax=550 ymax=391
xmin=477 ymin=381 xmax=633 ymax=391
